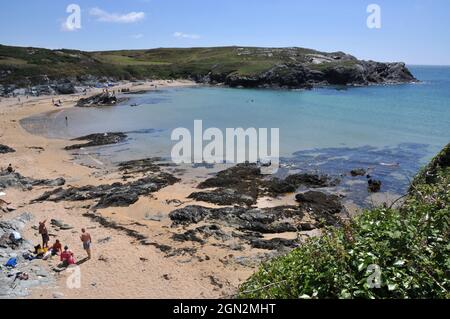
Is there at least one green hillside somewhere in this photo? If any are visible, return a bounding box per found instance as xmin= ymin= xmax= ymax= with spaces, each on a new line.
xmin=0 ymin=44 xmax=414 ymax=88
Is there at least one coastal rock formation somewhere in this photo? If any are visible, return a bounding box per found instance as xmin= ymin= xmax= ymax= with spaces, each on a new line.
xmin=0 ymin=144 xmax=15 ymax=154
xmin=76 ymin=92 xmax=120 ymax=107
xmin=189 ymin=163 xmax=339 ymax=206
xmin=169 ymin=205 xmax=305 ymax=230
xmin=168 ymin=205 xmax=325 ymax=250
xmin=188 ymin=189 xmax=255 ymax=206
xmin=194 ymin=49 xmax=417 ymax=89
xmin=295 ymin=191 xmax=344 ymax=215
xmin=267 ymin=173 xmax=339 ymax=195
xmin=32 ymin=173 xmax=179 ymax=209
xmin=64 ymin=132 xmax=127 ymax=150
xmin=0 ymin=171 xmax=65 ymax=191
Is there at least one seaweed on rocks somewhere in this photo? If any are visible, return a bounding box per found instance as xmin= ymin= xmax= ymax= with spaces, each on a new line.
xmin=32 ymin=173 xmax=180 ymax=209
xmin=189 ymin=163 xmax=339 ymax=206
xmin=0 ymin=170 xmax=65 ymax=191
xmin=64 ymin=132 xmax=127 ymax=150
xmin=0 ymin=144 xmax=15 ymax=154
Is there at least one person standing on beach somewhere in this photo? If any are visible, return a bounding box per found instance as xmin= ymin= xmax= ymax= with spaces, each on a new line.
xmin=38 ymin=220 xmax=49 ymax=248
xmin=80 ymin=228 xmax=92 ymax=259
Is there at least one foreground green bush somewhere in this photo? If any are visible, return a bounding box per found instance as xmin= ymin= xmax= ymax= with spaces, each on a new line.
xmin=239 ymin=145 xmax=450 ymax=299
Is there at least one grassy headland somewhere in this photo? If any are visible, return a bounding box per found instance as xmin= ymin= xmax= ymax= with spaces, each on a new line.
xmin=0 ymin=45 xmax=415 ymax=89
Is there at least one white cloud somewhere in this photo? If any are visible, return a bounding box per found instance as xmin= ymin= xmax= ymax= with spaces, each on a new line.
xmin=131 ymin=33 xmax=144 ymax=39
xmin=173 ymin=32 xmax=201 ymax=39
xmin=90 ymin=7 xmax=145 ymax=24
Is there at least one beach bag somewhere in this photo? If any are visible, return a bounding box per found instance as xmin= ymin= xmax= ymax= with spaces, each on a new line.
xmin=5 ymin=257 xmax=17 ymax=268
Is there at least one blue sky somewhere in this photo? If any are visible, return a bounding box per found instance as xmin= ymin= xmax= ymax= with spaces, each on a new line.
xmin=0 ymin=0 xmax=449 ymax=65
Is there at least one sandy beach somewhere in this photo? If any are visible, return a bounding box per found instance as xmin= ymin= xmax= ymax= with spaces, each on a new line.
xmin=0 ymin=79 xmax=407 ymax=299
xmin=1 ymin=80 xmax=265 ymax=299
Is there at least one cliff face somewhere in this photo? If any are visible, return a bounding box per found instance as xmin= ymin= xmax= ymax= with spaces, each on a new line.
xmin=0 ymin=45 xmax=416 ymax=92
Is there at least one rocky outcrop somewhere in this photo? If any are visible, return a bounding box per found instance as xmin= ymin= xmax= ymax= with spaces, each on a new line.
xmin=267 ymin=173 xmax=339 ymax=195
xmin=368 ymin=179 xmax=382 ymax=193
xmin=295 ymin=191 xmax=344 ymax=215
xmin=0 ymin=145 xmax=15 ymax=154
xmin=32 ymin=173 xmax=179 ymax=209
xmin=0 ymin=171 xmax=65 ymax=191
xmin=168 ymin=204 xmax=327 ymax=251
xmin=76 ymin=92 xmax=121 ymax=107
xmin=189 ymin=163 xmax=339 ymax=206
xmin=197 ymin=60 xmax=416 ymax=89
xmin=64 ymin=132 xmax=127 ymax=150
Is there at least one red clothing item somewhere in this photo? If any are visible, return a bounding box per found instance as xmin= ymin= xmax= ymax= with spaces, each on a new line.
xmin=52 ymin=242 xmax=62 ymax=252
xmin=60 ymin=250 xmax=75 ymax=265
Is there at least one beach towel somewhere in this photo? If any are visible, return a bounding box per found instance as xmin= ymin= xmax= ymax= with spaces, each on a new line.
xmin=5 ymin=257 xmax=17 ymax=268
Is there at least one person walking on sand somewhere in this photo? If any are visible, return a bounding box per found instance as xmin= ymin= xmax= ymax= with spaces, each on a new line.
xmin=38 ymin=220 xmax=49 ymax=248
xmin=80 ymin=228 xmax=92 ymax=259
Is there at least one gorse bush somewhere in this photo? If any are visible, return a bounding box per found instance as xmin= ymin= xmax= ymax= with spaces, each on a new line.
xmin=239 ymin=145 xmax=450 ymax=299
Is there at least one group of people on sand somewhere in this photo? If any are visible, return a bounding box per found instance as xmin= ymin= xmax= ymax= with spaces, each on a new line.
xmin=36 ymin=220 xmax=92 ymax=267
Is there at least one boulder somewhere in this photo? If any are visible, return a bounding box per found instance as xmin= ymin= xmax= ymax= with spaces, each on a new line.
xmin=0 ymin=145 xmax=15 ymax=154
xmin=295 ymin=191 xmax=343 ymax=215
xmin=368 ymin=179 xmax=382 ymax=193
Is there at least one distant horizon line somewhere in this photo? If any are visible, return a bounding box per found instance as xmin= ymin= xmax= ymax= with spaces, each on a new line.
xmin=1 ymin=42 xmax=449 ymax=67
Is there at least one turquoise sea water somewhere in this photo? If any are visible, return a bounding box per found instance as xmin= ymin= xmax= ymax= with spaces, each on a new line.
xmin=25 ymin=66 xmax=450 ymax=200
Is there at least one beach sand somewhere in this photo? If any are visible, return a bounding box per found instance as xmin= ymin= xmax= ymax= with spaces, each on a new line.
xmin=0 ymin=80 xmax=260 ymax=299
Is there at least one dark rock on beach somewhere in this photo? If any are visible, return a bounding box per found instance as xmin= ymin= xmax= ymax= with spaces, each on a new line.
xmin=188 ymin=188 xmax=256 ymax=206
xmin=65 ymin=132 xmax=127 ymax=150
xmin=250 ymin=238 xmax=298 ymax=250
xmin=0 ymin=145 xmax=15 ymax=154
xmin=189 ymin=163 xmax=339 ymax=206
xmin=33 ymin=173 xmax=179 ymax=209
xmin=169 ymin=205 xmax=305 ymax=233
xmin=169 ymin=205 xmax=306 ymax=250
xmin=76 ymin=92 xmax=125 ymax=107
xmin=0 ymin=171 xmax=65 ymax=191
xmin=295 ymin=191 xmax=344 ymax=215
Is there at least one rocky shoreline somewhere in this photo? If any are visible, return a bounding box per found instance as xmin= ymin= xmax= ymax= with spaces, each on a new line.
xmin=195 ymin=60 xmax=416 ymax=89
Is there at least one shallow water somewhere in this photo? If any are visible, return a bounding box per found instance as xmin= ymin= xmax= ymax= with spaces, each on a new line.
xmin=22 ymin=66 xmax=450 ymax=203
